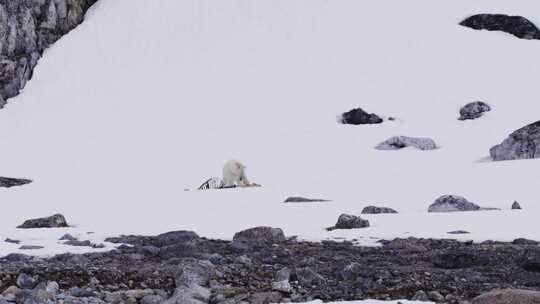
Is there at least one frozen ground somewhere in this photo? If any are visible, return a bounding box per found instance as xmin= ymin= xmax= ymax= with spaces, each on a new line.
xmin=1 ymin=0 xmax=540 ymax=258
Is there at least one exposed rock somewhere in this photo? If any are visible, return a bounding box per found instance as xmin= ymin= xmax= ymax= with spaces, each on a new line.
xmin=375 ymin=136 xmax=438 ymax=151
xmin=472 ymin=289 xmax=540 ymax=304
xmin=294 ymin=267 xmax=326 ymax=287
xmin=411 ymin=290 xmax=429 ymax=301
xmin=512 ymin=201 xmax=522 ymax=210
xmin=512 ymin=238 xmax=538 ymax=245
xmin=0 ymin=177 xmax=32 ymax=188
xmin=428 ymin=290 xmax=445 ymax=302
xmin=490 ymin=120 xmax=540 ymax=161
xmin=233 ymin=227 xmax=286 ymax=243
xmin=447 ymin=230 xmax=470 ymax=235
xmin=17 ymin=213 xmax=68 ymax=228
xmin=59 ymin=234 xmax=78 ymax=241
xmin=284 ymin=197 xmax=330 ymax=203
xmin=19 ymin=245 xmax=44 ymax=250
xmin=338 ymin=108 xmax=383 ymax=125
xmin=327 ymin=214 xmax=369 ymax=230
xmin=460 ymin=14 xmax=540 ymax=40
xmin=141 ymin=295 xmax=165 ymax=304
xmin=458 ymin=101 xmax=491 ymax=120
xmin=4 ymin=238 xmax=20 ymax=244
xmin=163 ymin=259 xmax=215 ymax=304
xmin=63 ymin=239 xmax=104 ymax=248
xmin=428 ymin=195 xmax=481 ymax=212
xmin=16 ymin=273 xmax=37 ymax=289
xmin=361 ymin=205 xmax=398 ymax=214
xmin=0 ymin=0 xmax=97 ymax=104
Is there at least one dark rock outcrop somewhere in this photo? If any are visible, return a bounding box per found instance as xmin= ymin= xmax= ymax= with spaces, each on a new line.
xmin=512 ymin=201 xmax=522 ymax=210
xmin=327 ymin=214 xmax=369 ymax=230
xmin=338 ymin=108 xmax=383 ymax=125
xmin=375 ymin=136 xmax=438 ymax=151
xmin=490 ymin=120 xmax=540 ymax=161
xmin=460 ymin=14 xmax=540 ymax=40
xmin=0 ymin=177 xmax=31 ymax=188
xmin=361 ymin=205 xmax=398 ymax=214
xmin=0 ymin=0 xmax=97 ymax=105
xmin=428 ymin=195 xmax=481 ymax=212
xmin=458 ymin=101 xmax=491 ymax=120
xmin=284 ymin=197 xmax=330 ymax=203
xmin=16 ymin=214 xmax=68 ymax=229
xmin=233 ymin=227 xmax=286 ymax=244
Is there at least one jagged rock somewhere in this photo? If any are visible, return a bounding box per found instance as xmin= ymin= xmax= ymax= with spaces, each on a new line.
xmin=233 ymin=227 xmax=286 ymax=243
xmin=460 ymin=14 xmax=540 ymax=40
xmin=375 ymin=136 xmax=438 ymax=151
xmin=338 ymin=108 xmax=383 ymax=125
xmin=17 ymin=214 xmax=68 ymax=228
xmin=327 ymin=214 xmax=369 ymax=230
xmin=512 ymin=201 xmax=522 ymax=210
xmin=428 ymin=195 xmax=481 ymax=212
xmin=458 ymin=101 xmax=491 ymax=120
xmin=472 ymin=289 xmax=540 ymax=303
xmin=361 ymin=205 xmax=398 ymax=214
xmin=0 ymin=0 xmax=97 ymax=104
xmin=0 ymin=177 xmax=32 ymax=188
xmin=490 ymin=120 xmax=540 ymax=161
xmin=284 ymin=197 xmax=330 ymax=203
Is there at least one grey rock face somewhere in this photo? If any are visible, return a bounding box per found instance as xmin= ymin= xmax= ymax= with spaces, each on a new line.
xmin=0 ymin=177 xmax=32 ymax=188
xmin=327 ymin=214 xmax=370 ymax=230
xmin=490 ymin=120 xmax=540 ymax=161
xmin=458 ymin=101 xmax=491 ymax=120
xmin=472 ymin=289 xmax=540 ymax=304
xmin=17 ymin=213 xmax=68 ymax=228
xmin=512 ymin=201 xmax=522 ymax=210
xmin=361 ymin=205 xmax=398 ymax=214
xmin=376 ymin=136 xmax=437 ymax=151
xmin=0 ymin=0 xmax=97 ymax=104
xmin=284 ymin=196 xmax=330 ymax=203
xmin=233 ymin=227 xmax=286 ymax=243
xmin=461 ymin=14 xmax=540 ymax=40
xmin=428 ymin=195 xmax=481 ymax=212
xmin=339 ymin=108 xmax=383 ymax=125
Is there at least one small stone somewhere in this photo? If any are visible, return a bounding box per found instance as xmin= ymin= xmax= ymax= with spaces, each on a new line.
xmin=428 ymin=195 xmax=481 ymax=212
xmin=327 ymin=214 xmax=370 ymax=230
xmin=339 ymin=107 xmax=383 ymax=125
xmin=375 ymin=136 xmax=438 ymax=151
xmin=361 ymin=205 xmax=398 ymax=214
xmin=458 ymin=101 xmax=491 ymax=120
xmin=17 ymin=214 xmax=68 ymax=229
xmin=512 ymin=201 xmax=522 ymax=210
xmin=4 ymin=238 xmax=21 ymax=244
xmin=233 ymin=227 xmax=286 ymax=243
xmin=412 ymin=290 xmax=429 ymax=301
xmin=16 ymin=273 xmax=37 ymax=289
xmin=428 ymin=291 xmax=445 ymax=302
xmin=59 ymin=234 xmax=78 ymax=241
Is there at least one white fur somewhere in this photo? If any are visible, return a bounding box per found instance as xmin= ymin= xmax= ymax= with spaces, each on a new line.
xmin=222 ymin=160 xmax=249 ymax=187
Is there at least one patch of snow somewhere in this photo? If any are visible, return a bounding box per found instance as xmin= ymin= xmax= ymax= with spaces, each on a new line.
xmin=1 ymin=0 xmax=540 ymax=256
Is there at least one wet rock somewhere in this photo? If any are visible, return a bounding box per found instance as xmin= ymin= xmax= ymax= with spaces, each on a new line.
xmin=472 ymin=289 xmax=540 ymax=303
xmin=361 ymin=205 xmax=398 ymax=214
xmin=0 ymin=177 xmax=32 ymax=188
xmin=375 ymin=136 xmax=438 ymax=151
xmin=233 ymin=227 xmax=286 ymax=243
xmin=512 ymin=201 xmax=522 ymax=210
xmin=428 ymin=195 xmax=481 ymax=212
xmin=17 ymin=213 xmax=68 ymax=229
xmin=490 ymin=120 xmax=540 ymax=161
xmin=460 ymin=14 xmax=540 ymax=40
xmin=327 ymin=214 xmax=369 ymax=230
xmin=284 ymin=197 xmax=330 ymax=203
xmin=458 ymin=101 xmax=491 ymax=120
xmin=339 ymin=108 xmax=383 ymax=125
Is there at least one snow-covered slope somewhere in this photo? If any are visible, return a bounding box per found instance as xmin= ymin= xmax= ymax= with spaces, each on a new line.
xmin=1 ymin=0 xmax=540 ymax=256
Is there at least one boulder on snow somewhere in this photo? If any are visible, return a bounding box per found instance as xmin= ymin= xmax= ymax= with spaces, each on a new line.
xmin=490 ymin=120 xmax=540 ymax=161
xmin=233 ymin=227 xmax=286 ymax=243
xmin=284 ymin=197 xmax=330 ymax=203
xmin=458 ymin=101 xmax=491 ymax=120
xmin=460 ymin=14 xmax=540 ymax=40
xmin=512 ymin=201 xmax=522 ymax=210
xmin=428 ymin=195 xmax=481 ymax=212
xmin=361 ymin=205 xmax=398 ymax=214
xmin=17 ymin=214 xmax=69 ymax=229
xmin=338 ymin=108 xmax=383 ymax=125
xmin=327 ymin=214 xmax=370 ymax=230
xmin=472 ymin=289 xmax=540 ymax=304
xmin=375 ymin=136 xmax=437 ymax=151
xmin=0 ymin=177 xmax=32 ymax=188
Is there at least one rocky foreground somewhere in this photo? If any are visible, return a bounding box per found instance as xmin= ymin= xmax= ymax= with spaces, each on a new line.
xmin=1 ymin=228 xmax=540 ymax=304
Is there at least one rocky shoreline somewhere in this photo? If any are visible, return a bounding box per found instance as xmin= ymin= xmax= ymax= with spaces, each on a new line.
xmin=1 ymin=228 xmax=540 ymax=303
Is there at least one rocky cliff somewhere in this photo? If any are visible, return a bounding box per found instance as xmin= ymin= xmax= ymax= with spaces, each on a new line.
xmin=0 ymin=0 xmax=97 ymax=107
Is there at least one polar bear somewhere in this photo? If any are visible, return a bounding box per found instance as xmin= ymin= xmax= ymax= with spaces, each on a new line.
xmin=222 ymin=159 xmax=250 ymax=188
